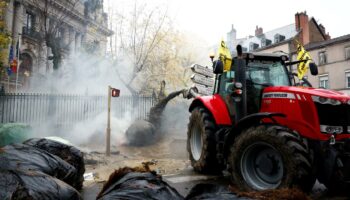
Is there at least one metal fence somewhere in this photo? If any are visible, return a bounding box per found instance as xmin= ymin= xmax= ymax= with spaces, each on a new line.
xmin=0 ymin=93 xmax=155 ymax=128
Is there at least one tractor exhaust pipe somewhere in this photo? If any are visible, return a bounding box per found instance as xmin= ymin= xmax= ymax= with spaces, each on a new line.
xmin=235 ymin=45 xmax=247 ymax=119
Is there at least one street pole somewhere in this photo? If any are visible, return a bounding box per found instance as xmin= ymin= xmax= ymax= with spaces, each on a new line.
xmin=106 ymin=85 xmax=111 ymax=156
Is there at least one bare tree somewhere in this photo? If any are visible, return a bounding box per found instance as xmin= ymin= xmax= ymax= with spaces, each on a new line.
xmin=111 ymin=1 xmax=171 ymax=94
xmin=138 ymin=31 xmax=196 ymax=94
xmin=107 ymin=1 xmax=203 ymax=95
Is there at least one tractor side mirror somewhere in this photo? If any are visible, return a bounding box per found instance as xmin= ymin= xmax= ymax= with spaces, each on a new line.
xmin=213 ymin=60 xmax=224 ymax=74
xmin=209 ymin=53 xmax=215 ymax=62
xmin=309 ymin=62 xmax=318 ymax=76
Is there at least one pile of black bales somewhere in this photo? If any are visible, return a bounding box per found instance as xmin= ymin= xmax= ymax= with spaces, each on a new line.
xmin=0 ymin=138 xmax=84 ymax=199
xmin=0 ymin=170 xmax=81 ymax=200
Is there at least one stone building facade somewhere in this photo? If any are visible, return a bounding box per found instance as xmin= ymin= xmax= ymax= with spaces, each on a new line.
xmin=2 ymin=0 xmax=113 ymax=91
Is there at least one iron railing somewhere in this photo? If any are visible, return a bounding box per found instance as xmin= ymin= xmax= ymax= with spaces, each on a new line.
xmin=0 ymin=93 xmax=155 ymax=128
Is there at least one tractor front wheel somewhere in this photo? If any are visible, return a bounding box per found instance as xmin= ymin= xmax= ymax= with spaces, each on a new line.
xmin=228 ymin=125 xmax=315 ymax=192
xmin=187 ymin=107 xmax=223 ymax=174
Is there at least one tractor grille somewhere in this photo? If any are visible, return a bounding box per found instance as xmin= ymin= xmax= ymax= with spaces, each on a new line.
xmin=315 ymin=103 xmax=350 ymax=133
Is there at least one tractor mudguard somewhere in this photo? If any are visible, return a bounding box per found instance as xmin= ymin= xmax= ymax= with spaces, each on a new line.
xmin=223 ymin=112 xmax=286 ymax=158
xmin=234 ymin=112 xmax=286 ymax=132
xmin=189 ymin=95 xmax=231 ymax=126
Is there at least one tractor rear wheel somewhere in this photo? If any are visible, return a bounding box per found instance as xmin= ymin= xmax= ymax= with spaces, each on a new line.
xmin=187 ymin=107 xmax=223 ymax=174
xmin=228 ymin=125 xmax=315 ymax=192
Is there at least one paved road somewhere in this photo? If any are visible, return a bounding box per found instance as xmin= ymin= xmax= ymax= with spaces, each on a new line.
xmin=163 ymin=168 xmax=231 ymax=197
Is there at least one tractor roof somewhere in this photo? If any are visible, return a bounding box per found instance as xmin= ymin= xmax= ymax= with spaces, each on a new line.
xmin=236 ymin=52 xmax=289 ymax=62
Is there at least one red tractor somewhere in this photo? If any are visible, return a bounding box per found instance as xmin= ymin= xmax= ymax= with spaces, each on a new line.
xmin=187 ymin=45 xmax=350 ymax=192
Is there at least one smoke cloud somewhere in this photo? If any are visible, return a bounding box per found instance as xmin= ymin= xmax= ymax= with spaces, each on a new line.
xmin=29 ymin=53 xmax=132 ymax=95
xmin=159 ymin=98 xmax=190 ymax=139
xmin=24 ymin=52 xmax=142 ymax=147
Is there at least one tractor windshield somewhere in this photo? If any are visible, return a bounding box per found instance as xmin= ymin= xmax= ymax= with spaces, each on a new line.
xmin=247 ymin=61 xmax=290 ymax=86
xmin=245 ymin=60 xmax=290 ymax=114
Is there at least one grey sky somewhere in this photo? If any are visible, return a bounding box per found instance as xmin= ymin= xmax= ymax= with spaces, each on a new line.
xmin=105 ymin=0 xmax=350 ymax=44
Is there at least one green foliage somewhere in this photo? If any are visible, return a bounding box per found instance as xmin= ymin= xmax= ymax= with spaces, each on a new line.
xmin=0 ymin=0 xmax=11 ymax=75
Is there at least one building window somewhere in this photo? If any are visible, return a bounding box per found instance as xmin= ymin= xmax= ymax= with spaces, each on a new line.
xmin=249 ymin=42 xmax=259 ymax=51
xmin=274 ymin=34 xmax=285 ymax=43
xmin=346 ymin=72 xmax=350 ymax=88
xmin=319 ymin=75 xmax=329 ymax=89
xmin=319 ymin=51 xmax=327 ymax=65
xmin=56 ymin=28 xmax=64 ymax=39
xmin=261 ymin=38 xmax=272 ymax=47
xmin=25 ymin=12 xmax=35 ymax=33
xmin=345 ymin=47 xmax=350 ymax=60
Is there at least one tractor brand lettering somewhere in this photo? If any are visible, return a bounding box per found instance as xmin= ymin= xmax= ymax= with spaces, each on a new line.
xmin=262 ymin=92 xmax=296 ymax=99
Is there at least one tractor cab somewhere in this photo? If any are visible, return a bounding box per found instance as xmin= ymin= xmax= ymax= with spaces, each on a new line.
xmin=213 ymin=52 xmax=293 ymax=122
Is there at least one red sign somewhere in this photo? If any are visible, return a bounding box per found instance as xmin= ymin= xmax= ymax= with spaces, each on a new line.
xmin=111 ymin=88 xmax=120 ymax=97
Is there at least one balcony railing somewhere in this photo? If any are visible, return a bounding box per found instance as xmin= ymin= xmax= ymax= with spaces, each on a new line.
xmin=22 ymin=27 xmax=41 ymax=40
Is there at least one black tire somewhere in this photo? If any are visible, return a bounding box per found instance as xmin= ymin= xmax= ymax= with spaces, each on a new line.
xmin=228 ymin=125 xmax=315 ymax=192
xmin=324 ymin=155 xmax=350 ymax=195
xmin=187 ymin=107 xmax=223 ymax=174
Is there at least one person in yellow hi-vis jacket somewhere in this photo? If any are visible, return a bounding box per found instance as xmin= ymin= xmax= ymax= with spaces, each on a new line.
xmin=218 ymin=40 xmax=232 ymax=72
xmin=295 ymin=40 xmax=313 ymax=80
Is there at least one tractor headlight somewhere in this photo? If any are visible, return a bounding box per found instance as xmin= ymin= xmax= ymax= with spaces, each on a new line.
xmin=234 ymin=82 xmax=242 ymax=89
xmin=312 ymin=96 xmax=341 ymax=105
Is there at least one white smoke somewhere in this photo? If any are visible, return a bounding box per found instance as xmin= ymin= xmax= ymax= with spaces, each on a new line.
xmin=29 ymin=53 xmax=132 ymax=95
xmin=25 ymin=52 xmax=139 ymax=147
xmin=159 ymin=98 xmax=190 ymax=139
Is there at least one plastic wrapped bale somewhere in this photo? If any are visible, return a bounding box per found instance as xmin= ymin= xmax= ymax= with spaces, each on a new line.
xmin=125 ymin=120 xmax=156 ymax=146
xmin=125 ymin=90 xmax=184 ymax=146
xmin=0 ymin=123 xmax=32 ymax=147
xmin=0 ymin=143 xmax=79 ymax=189
xmin=185 ymin=184 xmax=250 ymax=200
xmin=97 ymin=167 xmax=184 ymax=200
xmin=24 ymin=138 xmax=85 ymax=190
xmin=0 ymin=170 xmax=81 ymax=200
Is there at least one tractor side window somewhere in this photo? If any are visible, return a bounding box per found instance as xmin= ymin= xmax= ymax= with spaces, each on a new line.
xmin=270 ymin=62 xmax=290 ymax=86
xmin=218 ymin=71 xmax=235 ymax=95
